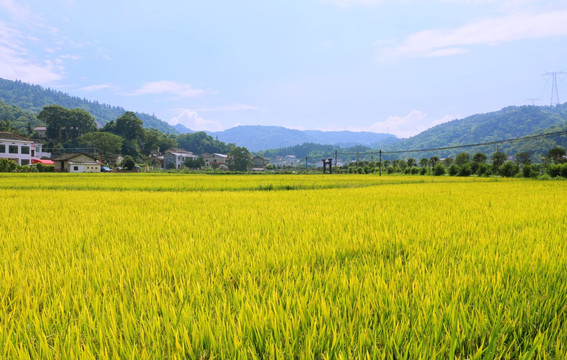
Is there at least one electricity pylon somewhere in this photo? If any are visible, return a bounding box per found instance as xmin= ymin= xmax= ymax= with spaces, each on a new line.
xmin=543 ymin=71 xmax=566 ymax=106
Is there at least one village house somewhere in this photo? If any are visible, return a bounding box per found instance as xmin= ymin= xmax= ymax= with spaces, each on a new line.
xmin=32 ymin=126 xmax=47 ymax=139
xmin=250 ymin=155 xmax=270 ymax=171
xmin=273 ymin=154 xmax=300 ymax=167
xmin=147 ymin=154 xmax=164 ymax=169
xmin=52 ymin=153 xmax=101 ymax=172
xmin=163 ymin=148 xmax=198 ymax=169
xmin=200 ymin=153 xmax=228 ymax=170
xmin=0 ymin=132 xmax=51 ymax=166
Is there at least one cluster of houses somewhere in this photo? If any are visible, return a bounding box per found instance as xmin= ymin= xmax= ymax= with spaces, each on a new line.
xmin=0 ymin=131 xmax=104 ymax=172
xmin=149 ymin=148 xmax=270 ymax=171
xmin=0 ymin=131 xmax=270 ymax=172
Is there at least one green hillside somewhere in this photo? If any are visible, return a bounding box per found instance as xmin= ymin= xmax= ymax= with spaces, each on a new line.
xmin=0 ymin=78 xmax=177 ymax=134
xmin=398 ymin=105 xmax=566 ymax=149
xmin=383 ymin=104 xmax=567 ymax=159
xmin=257 ymin=104 xmax=567 ymax=161
xmin=0 ymin=101 xmax=43 ymax=134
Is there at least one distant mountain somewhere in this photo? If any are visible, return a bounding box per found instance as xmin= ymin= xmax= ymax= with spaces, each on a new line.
xmin=302 ymin=130 xmax=399 ymax=147
xmin=0 ymin=78 xmax=178 ymax=134
xmin=252 ymin=104 xmax=567 ymax=160
xmin=174 ymin=123 xmax=193 ymax=134
xmin=209 ymin=125 xmax=398 ymax=151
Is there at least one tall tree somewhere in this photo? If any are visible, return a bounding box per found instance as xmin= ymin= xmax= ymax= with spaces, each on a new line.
xmin=429 ymin=156 xmax=440 ymax=167
xmin=67 ymin=108 xmax=96 ymax=140
xmin=38 ymin=105 xmax=96 ymax=144
xmin=515 ymin=152 xmax=531 ymax=165
xmin=455 ymin=152 xmax=470 ymax=166
xmin=547 ymin=147 xmax=566 ymax=164
xmin=78 ymin=132 xmax=123 ymax=162
xmin=0 ymin=119 xmax=17 ymax=133
xmin=471 ymin=153 xmax=487 ymax=165
xmin=114 ymin=112 xmax=144 ymax=141
xmin=141 ymin=129 xmax=178 ymax=155
xmin=228 ymin=146 xmax=251 ymax=171
xmin=471 ymin=152 xmax=487 ymax=173
xmin=38 ymin=105 xmax=68 ymax=142
xmin=177 ymin=131 xmax=231 ymax=154
xmin=491 ymin=151 xmax=508 ymax=168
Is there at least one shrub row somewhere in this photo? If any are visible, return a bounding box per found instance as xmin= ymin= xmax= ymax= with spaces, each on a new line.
xmin=0 ymin=159 xmax=55 ymax=173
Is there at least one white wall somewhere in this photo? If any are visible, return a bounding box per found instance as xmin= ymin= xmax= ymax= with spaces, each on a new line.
xmin=0 ymin=139 xmax=33 ymax=165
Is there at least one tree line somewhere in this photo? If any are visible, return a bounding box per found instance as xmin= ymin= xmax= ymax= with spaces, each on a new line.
xmin=31 ymin=105 xmax=248 ymax=169
xmin=339 ymin=148 xmax=567 ymax=178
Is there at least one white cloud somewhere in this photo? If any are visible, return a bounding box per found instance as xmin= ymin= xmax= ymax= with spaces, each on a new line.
xmin=129 ymin=81 xmax=206 ymax=98
xmin=169 ymin=109 xmax=224 ymax=132
xmin=0 ymin=0 xmax=39 ymax=24
xmin=0 ymin=21 xmax=63 ymax=84
xmin=356 ymin=110 xmax=454 ymax=138
xmin=0 ymin=1 xmax=73 ymax=84
xmin=194 ymin=104 xmax=259 ymax=112
xmin=384 ymin=10 xmax=567 ymax=57
xmin=80 ymin=83 xmax=113 ymax=92
xmin=0 ymin=56 xmax=63 ymax=84
xmin=277 ymin=111 xmax=453 ymax=137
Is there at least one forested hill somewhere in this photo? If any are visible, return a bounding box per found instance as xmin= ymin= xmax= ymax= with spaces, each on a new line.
xmin=394 ymin=104 xmax=567 ymax=152
xmin=0 ymin=78 xmax=177 ymax=134
xmin=258 ymin=104 xmax=567 ymax=160
xmin=0 ymin=101 xmax=43 ymax=133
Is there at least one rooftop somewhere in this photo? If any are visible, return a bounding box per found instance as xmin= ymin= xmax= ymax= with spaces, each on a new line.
xmin=52 ymin=153 xmax=96 ymax=161
xmin=0 ymin=132 xmax=32 ymax=141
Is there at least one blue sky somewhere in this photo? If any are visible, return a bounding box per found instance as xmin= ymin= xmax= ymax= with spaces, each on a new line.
xmin=1 ymin=0 xmax=566 ymax=137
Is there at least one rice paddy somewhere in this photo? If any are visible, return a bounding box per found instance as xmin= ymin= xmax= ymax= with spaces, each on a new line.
xmin=1 ymin=174 xmax=566 ymax=358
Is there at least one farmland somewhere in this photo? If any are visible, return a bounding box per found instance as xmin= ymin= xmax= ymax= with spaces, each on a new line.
xmin=1 ymin=174 xmax=566 ymax=359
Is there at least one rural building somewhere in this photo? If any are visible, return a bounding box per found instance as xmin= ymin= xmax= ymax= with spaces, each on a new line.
xmin=201 ymin=153 xmax=228 ymax=169
xmin=273 ymin=155 xmax=301 ymax=167
xmin=0 ymin=132 xmax=51 ymax=166
xmin=163 ymin=148 xmax=198 ymax=169
xmin=53 ymin=153 xmax=101 ymax=172
xmin=32 ymin=126 xmax=47 ymax=139
xmin=148 ymin=154 xmax=164 ymax=169
xmin=250 ymin=155 xmax=270 ymax=171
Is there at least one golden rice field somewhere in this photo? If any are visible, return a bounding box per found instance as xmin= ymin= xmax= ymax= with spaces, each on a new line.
xmin=1 ymin=173 xmax=566 ymax=359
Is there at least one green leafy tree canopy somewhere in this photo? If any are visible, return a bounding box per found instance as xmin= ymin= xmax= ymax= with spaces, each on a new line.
xmin=228 ymin=146 xmax=251 ymax=171
xmin=79 ymin=132 xmax=123 ymax=162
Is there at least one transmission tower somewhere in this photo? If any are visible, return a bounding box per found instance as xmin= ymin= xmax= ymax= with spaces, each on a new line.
xmin=543 ymin=71 xmax=566 ymax=106
xmin=525 ymin=98 xmax=539 ymax=106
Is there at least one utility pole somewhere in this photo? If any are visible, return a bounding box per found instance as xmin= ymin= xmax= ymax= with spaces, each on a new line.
xmin=379 ymin=150 xmax=382 ymax=177
xmin=543 ymin=71 xmax=566 ymax=106
xmin=305 ymin=156 xmax=308 ymax=170
xmin=334 ymin=150 xmax=337 ymax=168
